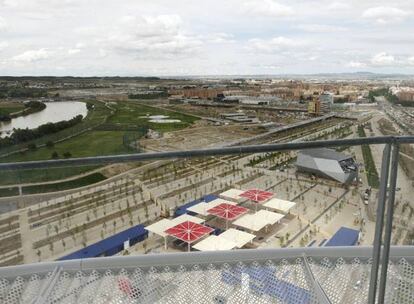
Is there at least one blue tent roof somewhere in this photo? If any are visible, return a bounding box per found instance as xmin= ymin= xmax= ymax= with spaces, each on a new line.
xmin=174 ymin=194 xmax=218 ymax=217
xmin=325 ymin=227 xmax=359 ymax=247
xmin=59 ymin=224 xmax=147 ymax=260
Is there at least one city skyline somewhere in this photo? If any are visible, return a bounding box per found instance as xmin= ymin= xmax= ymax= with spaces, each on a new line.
xmin=0 ymin=0 xmax=414 ymax=76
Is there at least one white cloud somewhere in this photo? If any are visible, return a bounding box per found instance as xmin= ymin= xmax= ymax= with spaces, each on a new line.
xmin=0 ymin=41 xmax=9 ymax=51
xmin=11 ymin=48 xmax=51 ymax=62
xmin=327 ymin=2 xmax=350 ymax=10
xmin=99 ymin=49 xmax=107 ymax=57
xmin=106 ymin=15 xmax=202 ymax=58
xmin=408 ymin=56 xmax=414 ymax=66
xmin=75 ymin=42 xmax=86 ymax=49
xmin=242 ymin=0 xmax=293 ymax=17
xmin=296 ymin=24 xmax=347 ymax=33
xmin=67 ymin=48 xmax=81 ymax=55
xmin=346 ymin=61 xmax=367 ymax=68
xmin=370 ymin=52 xmax=395 ymax=66
xmin=247 ymin=36 xmax=306 ymax=53
xmin=205 ymin=33 xmax=235 ymax=44
xmin=2 ymin=0 xmax=79 ymax=9
xmin=0 ymin=17 xmax=7 ymax=31
xmin=362 ymin=6 xmax=411 ymax=24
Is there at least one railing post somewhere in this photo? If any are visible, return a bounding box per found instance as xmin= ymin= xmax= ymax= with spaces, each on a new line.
xmin=368 ymin=143 xmax=391 ymax=304
xmin=377 ymin=142 xmax=400 ymax=303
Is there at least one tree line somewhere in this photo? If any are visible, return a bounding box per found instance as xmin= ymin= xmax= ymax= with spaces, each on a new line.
xmin=0 ymin=115 xmax=84 ymax=149
xmin=128 ymin=91 xmax=168 ymax=99
xmin=0 ymin=86 xmax=48 ymax=98
xmin=368 ymin=87 xmax=398 ymax=103
xmin=0 ymin=101 xmax=46 ymax=122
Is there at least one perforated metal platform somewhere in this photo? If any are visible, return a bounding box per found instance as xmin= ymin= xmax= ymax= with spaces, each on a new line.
xmin=0 ymin=247 xmax=413 ymax=304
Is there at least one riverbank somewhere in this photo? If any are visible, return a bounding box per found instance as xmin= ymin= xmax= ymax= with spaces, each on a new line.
xmin=0 ymin=101 xmax=46 ymax=122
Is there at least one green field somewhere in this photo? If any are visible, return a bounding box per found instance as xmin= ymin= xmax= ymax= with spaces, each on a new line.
xmin=0 ymin=102 xmax=24 ymax=116
xmin=0 ymin=99 xmax=111 ymax=156
xmin=22 ymin=173 xmax=107 ymax=194
xmin=108 ymin=101 xmax=199 ymax=132
xmin=0 ymin=100 xmax=198 ymax=187
xmin=0 ymin=186 xmax=19 ymax=197
xmin=0 ymin=166 xmax=98 ymax=186
xmin=1 ymin=130 xmax=137 ymax=163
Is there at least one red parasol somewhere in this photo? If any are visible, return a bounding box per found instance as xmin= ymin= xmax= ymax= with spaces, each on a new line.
xmin=165 ymin=221 xmax=214 ymax=251
xmin=207 ymin=203 xmax=249 ymax=220
xmin=240 ymin=189 xmax=273 ymax=203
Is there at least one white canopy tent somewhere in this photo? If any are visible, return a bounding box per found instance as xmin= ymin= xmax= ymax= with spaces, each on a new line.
xmin=232 ymin=214 xmax=268 ymax=232
xmin=219 ymin=188 xmax=246 ymax=203
xmin=145 ymin=214 xmax=205 ymax=249
xmin=187 ymin=199 xmax=236 ymax=216
xmin=170 ymin=214 xmax=205 ymax=225
xmin=145 ymin=219 xmax=173 ymax=238
xmin=262 ymin=198 xmax=296 ymax=213
xmin=233 ymin=210 xmax=284 ymax=232
xmin=192 ymin=235 xmax=237 ymax=251
xmin=256 ymin=210 xmax=285 ymax=225
xmin=219 ymin=228 xmax=255 ymax=248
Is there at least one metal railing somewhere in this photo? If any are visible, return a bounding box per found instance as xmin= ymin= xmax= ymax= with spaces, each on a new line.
xmin=1 ymin=135 xmax=414 ymax=304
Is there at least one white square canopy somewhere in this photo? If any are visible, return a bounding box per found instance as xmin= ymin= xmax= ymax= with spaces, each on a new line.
xmin=192 ymin=235 xmax=237 ymax=251
xmin=170 ymin=214 xmax=205 ymax=225
xmin=219 ymin=228 xmax=255 ymax=248
xmin=145 ymin=219 xmax=173 ymax=238
xmin=262 ymin=198 xmax=296 ymax=213
xmin=233 ymin=211 xmax=284 ymax=232
xmin=256 ymin=210 xmax=285 ymax=225
xmin=219 ymin=188 xmax=246 ymax=203
xmin=187 ymin=199 xmax=236 ymax=216
xmin=232 ymin=214 xmax=268 ymax=232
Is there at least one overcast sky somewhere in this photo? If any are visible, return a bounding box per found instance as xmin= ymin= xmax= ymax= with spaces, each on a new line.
xmin=0 ymin=0 xmax=413 ymax=76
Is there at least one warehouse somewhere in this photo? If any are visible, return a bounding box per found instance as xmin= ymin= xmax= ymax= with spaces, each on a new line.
xmin=58 ymin=224 xmax=148 ymax=260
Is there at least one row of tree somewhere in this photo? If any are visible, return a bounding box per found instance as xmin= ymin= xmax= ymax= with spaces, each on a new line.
xmin=128 ymin=91 xmax=168 ymax=99
xmin=0 ymin=101 xmax=46 ymax=122
xmin=368 ymin=87 xmax=399 ymax=103
xmin=0 ymin=115 xmax=83 ymax=148
xmin=0 ymin=86 xmax=48 ymax=98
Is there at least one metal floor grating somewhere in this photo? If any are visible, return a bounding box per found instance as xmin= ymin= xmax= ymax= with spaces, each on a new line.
xmin=1 ymin=248 xmax=414 ymax=304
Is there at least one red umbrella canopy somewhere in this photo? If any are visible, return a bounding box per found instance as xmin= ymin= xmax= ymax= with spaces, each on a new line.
xmin=207 ymin=203 xmax=249 ymax=220
xmin=165 ymin=221 xmax=214 ymax=243
xmin=240 ymin=189 xmax=273 ymax=203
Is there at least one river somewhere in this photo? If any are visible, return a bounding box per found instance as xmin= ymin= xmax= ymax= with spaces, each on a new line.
xmin=0 ymin=101 xmax=88 ymax=137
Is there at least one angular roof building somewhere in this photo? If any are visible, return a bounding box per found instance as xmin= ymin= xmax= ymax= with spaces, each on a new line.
xmin=296 ymin=148 xmax=358 ymax=184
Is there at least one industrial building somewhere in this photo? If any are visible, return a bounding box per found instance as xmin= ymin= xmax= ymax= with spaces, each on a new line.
xmin=58 ymin=224 xmax=148 ymax=260
xmin=295 ymin=148 xmax=358 ymax=184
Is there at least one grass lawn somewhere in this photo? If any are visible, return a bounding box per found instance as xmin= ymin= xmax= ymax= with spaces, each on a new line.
xmin=22 ymin=172 xmax=106 ymax=194
xmin=0 ymin=130 xmax=138 ymax=185
xmin=0 ymin=100 xmax=198 ymax=187
xmin=108 ymin=101 xmax=199 ymax=132
xmin=0 ymin=186 xmax=19 ymax=197
xmin=0 ymin=166 xmax=98 ymax=186
xmin=0 ymin=102 xmax=24 ymax=116
xmin=1 ymin=130 xmax=137 ymax=163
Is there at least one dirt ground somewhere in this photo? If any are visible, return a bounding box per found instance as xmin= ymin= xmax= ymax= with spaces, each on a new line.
xmin=140 ymin=125 xmax=265 ymax=151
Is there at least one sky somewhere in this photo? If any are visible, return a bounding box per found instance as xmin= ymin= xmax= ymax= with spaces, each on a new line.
xmin=0 ymin=0 xmax=413 ymax=76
